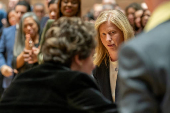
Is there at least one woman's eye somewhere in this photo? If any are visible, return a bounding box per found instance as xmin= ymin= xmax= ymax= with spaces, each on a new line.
xmin=102 ymin=33 xmax=106 ymax=35
xmin=72 ymin=1 xmax=78 ymax=4
xmin=63 ymin=0 xmax=68 ymax=3
xmin=111 ymin=31 xmax=115 ymax=34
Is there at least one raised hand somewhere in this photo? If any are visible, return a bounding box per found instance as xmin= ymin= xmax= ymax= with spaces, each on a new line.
xmin=25 ymin=34 xmax=34 ymax=50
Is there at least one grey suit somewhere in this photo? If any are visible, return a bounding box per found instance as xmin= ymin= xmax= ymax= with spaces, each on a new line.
xmin=118 ymin=20 xmax=170 ymax=113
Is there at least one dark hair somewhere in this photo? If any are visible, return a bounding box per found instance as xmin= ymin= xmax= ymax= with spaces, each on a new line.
xmin=33 ymin=3 xmax=45 ymax=9
xmin=15 ymin=1 xmax=31 ymax=12
xmin=56 ymin=0 xmax=81 ymax=20
xmin=48 ymin=0 xmax=58 ymax=7
xmin=125 ymin=2 xmax=142 ymax=16
xmin=42 ymin=17 xmax=96 ymax=67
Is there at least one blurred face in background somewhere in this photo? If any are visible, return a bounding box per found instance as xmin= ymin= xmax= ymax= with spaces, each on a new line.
xmin=8 ymin=10 xmax=17 ymax=26
xmin=60 ymin=0 xmax=79 ymax=17
xmin=33 ymin=5 xmax=45 ymax=21
xmin=49 ymin=3 xmax=58 ymax=19
xmin=141 ymin=9 xmax=151 ymax=27
xmin=135 ymin=10 xmax=143 ymax=28
xmin=8 ymin=0 xmax=19 ymax=10
xmin=127 ymin=7 xmax=136 ymax=27
xmin=93 ymin=4 xmax=103 ymax=20
xmin=23 ymin=17 xmax=39 ymax=38
xmin=15 ymin=5 xmax=27 ymax=23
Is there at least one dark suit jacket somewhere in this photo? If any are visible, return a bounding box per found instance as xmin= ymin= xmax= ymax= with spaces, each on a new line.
xmin=93 ymin=58 xmax=118 ymax=103
xmin=118 ymin=20 xmax=170 ymax=113
xmin=0 ymin=62 xmax=117 ymax=113
xmin=0 ymin=25 xmax=16 ymax=89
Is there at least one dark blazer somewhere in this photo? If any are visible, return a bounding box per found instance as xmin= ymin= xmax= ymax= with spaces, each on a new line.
xmin=0 ymin=25 xmax=16 ymax=89
xmin=0 ymin=62 xmax=117 ymax=113
xmin=93 ymin=58 xmax=118 ymax=103
xmin=118 ymin=20 xmax=170 ymax=113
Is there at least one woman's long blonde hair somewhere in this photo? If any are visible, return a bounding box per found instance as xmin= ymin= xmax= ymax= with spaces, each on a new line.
xmin=94 ymin=10 xmax=134 ymax=66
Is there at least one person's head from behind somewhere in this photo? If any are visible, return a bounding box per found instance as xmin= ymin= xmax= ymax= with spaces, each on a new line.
xmin=7 ymin=9 xmax=18 ymax=26
xmin=14 ymin=12 xmax=40 ymax=56
xmin=15 ymin=1 xmax=31 ymax=23
xmin=33 ymin=3 xmax=45 ymax=21
xmin=42 ymin=17 xmax=96 ymax=75
xmin=56 ymin=0 xmax=81 ymax=20
xmin=125 ymin=3 xmax=142 ymax=28
xmin=94 ymin=10 xmax=134 ymax=66
xmin=48 ymin=0 xmax=58 ymax=20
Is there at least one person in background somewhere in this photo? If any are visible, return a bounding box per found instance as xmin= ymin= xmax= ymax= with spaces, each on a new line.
xmin=118 ymin=0 xmax=170 ymax=112
xmin=0 ymin=1 xmax=31 ymax=97
xmin=93 ymin=10 xmax=134 ymax=103
xmin=0 ymin=9 xmax=7 ymax=36
xmin=93 ymin=4 xmax=103 ymax=20
xmin=125 ymin=2 xmax=143 ymax=31
xmin=6 ymin=9 xmax=17 ymax=27
xmin=33 ymin=3 xmax=45 ymax=21
xmin=102 ymin=0 xmax=116 ymax=5
xmin=12 ymin=12 xmax=40 ymax=74
xmin=140 ymin=9 xmax=151 ymax=29
xmin=134 ymin=9 xmax=144 ymax=35
xmin=0 ymin=2 xmax=7 ymax=11
xmin=38 ymin=0 xmax=81 ymax=64
xmin=8 ymin=0 xmax=19 ymax=10
xmin=40 ymin=0 xmax=58 ymax=29
xmin=0 ymin=17 xmax=117 ymax=113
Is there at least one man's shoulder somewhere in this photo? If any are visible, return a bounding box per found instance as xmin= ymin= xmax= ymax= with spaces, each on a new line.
xmin=122 ymin=20 xmax=170 ymax=51
xmin=3 ymin=26 xmax=16 ymax=33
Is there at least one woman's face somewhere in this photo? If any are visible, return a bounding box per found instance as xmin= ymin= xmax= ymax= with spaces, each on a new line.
xmin=8 ymin=10 xmax=17 ymax=26
xmin=99 ymin=21 xmax=124 ymax=57
xmin=80 ymin=49 xmax=95 ymax=75
xmin=49 ymin=3 xmax=58 ymax=19
xmin=23 ymin=17 xmax=39 ymax=38
xmin=141 ymin=10 xmax=151 ymax=27
xmin=135 ymin=10 xmax=143 ymax=28
xmin=127 ymin=7 xmax=136 ymax=26
xmin=61 ymin=0 xmax=79 ymax=17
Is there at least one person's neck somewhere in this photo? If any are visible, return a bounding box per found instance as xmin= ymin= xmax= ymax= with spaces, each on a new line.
xmin=108 ymin=51 xmax=118 ymax=62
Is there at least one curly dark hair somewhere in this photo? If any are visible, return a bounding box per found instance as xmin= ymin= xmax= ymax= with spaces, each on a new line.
xmin=42 ymin=17 xmax=96 ymax=67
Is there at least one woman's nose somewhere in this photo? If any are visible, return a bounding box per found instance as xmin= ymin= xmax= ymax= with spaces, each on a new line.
xmin=106 ymin=34 xmax=112 ymax=41
xmin=67 ymin=2 xmax=72 ymax=6
xmin=27 ymin=26 xmax=31 ymax=30
xmin=51 ymin=11 xmax=55 ymax=16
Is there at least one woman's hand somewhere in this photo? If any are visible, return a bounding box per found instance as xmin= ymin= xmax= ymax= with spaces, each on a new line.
xmin=27 ymin=47 xmax=40 ymax=64
xmin=25 ymin=34 xmax=34 ymax=50
xmin=23 ymin=49 xmax=32 ymax=62
xmin=23 ymin=47 xmax=39 ymax=64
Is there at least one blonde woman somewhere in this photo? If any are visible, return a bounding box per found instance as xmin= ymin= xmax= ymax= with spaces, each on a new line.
xmin=93 ymin=10 xmax=134 ymax=103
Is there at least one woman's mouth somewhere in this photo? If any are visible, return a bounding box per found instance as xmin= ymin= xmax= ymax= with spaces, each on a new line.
xmin=65 ymin=9 xmax=72 ymax=13
xmin=108 ymin=44 xmax=114 ymax=47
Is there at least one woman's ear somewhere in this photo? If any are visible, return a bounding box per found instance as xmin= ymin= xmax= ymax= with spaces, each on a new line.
xmin=71 ymin=55 xmax=83 ymax=72
xmin=74 ymin=55 xmax=82 ymax=66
